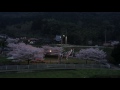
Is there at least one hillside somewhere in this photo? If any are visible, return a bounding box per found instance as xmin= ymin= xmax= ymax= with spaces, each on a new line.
xmin=0 ymin=12 xmax=120 ymax=45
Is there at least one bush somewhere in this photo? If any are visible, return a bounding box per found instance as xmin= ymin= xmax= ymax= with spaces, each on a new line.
xmin=111 ymin=43 xmax=120 ymax=64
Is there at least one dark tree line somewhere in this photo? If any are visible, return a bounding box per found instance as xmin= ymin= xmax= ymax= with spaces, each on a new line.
xmin=0 ymin=12 xmax=120 ymax=45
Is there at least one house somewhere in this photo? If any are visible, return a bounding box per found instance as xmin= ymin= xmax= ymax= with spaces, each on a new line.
xmin=54 ymin=35 xmax=61 ymax=42
xmin=27 ymin=38 xmax=39 ymax=44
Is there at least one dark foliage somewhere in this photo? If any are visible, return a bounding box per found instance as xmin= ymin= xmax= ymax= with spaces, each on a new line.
xmin=0 ymin=12 xmax=120 ymax=45
xmin=111 ymin=43 xmax=120 ymax=64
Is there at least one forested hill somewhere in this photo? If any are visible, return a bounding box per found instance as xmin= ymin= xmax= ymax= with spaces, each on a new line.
xmin=1 ymin=12 xmax=120 ymax=22
xmin=0 ymin=12 xmax=120 ymax=45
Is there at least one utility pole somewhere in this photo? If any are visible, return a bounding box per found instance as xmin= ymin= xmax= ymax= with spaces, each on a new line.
xmin=105 ymin=29 xmax=106 ymax=43
xmin=61 ymin=36 xmax=63 ymax=45
xmin=65 ymin=36 xmax=67 ymax=44
xmin=65 ymin=29 xmax=67 ymax=44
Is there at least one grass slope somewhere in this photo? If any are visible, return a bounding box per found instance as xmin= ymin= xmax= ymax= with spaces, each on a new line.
xmin=0 ymin=69 xmax=120 ymax=78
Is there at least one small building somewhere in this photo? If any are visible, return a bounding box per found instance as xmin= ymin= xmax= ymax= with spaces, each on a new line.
xmin=54 ymin=35 xmax=61 ymax=42
xmin=27 ymin=38 xmax=39 ymax=44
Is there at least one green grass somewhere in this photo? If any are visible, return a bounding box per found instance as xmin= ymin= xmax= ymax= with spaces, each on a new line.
xmin=44 ymin=56 xmax=96 ymax=64
xmin=0 ymin=52 xmax=105 ymax=65
xmin=0 ymin=55 xmax=95 ymax=65
xmin=0 ymin=69 xmax=120 ymax=78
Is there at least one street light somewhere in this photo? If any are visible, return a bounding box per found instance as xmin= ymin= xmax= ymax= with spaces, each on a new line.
xmin=65 ymin=36 xmax=67 ymax=44
xmin=105 ymin=30 xmax=106 ymax=43
xmin=50 ymin=50 xmax=52 ymax=52
xmin=61 ymin=34 xmax=67 ymax=45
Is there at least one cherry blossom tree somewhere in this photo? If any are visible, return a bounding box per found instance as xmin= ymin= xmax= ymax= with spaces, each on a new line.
xmin=6 ymin=38 xmax=19 ymax=44
xmin=76 ymin=48 xmax=107 ymax=64
xmin=7 ymin=43 xmax=44 ymax=64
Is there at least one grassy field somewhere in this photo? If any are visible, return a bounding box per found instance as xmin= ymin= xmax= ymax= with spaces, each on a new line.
xmin=0 ymin=54 xmax=97 ymax=65
xmin=44 ymin=56 xmax=96 ymax=64
xmin=0 ymin=69 xmax=120 ymax=78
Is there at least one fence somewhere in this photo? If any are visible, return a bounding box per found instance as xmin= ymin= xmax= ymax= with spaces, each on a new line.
xmin=0 ymin=64 xmax=110 ymax=72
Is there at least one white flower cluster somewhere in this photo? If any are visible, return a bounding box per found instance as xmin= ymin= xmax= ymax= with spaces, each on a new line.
xmin=7 ymin=43 xmax=44 ymax=61
xmin=111 ymin=41 xmax=119 ymax=46
xmin=76 ymin=48 xmax=106 ymax=61
xmin=6 ymin=38 xmax=19 ymax=44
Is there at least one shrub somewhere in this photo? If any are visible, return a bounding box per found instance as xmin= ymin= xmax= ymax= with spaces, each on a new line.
xmin=111 ymin=43 xmax=120 ymax=64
